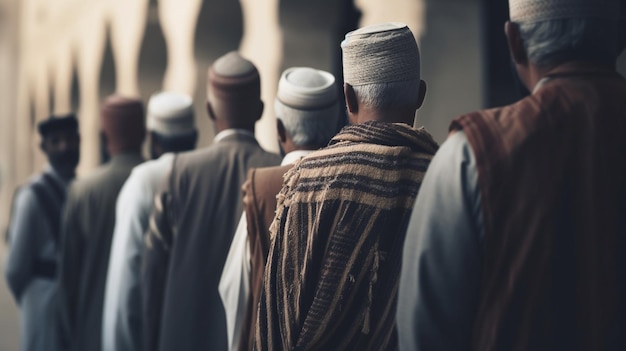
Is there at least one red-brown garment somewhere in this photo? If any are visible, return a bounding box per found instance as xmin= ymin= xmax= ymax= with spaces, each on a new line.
xmin=238 ymin=164 xmax=293 ymax=351
xmin=451 ymin=62 xmax=626 ymax=351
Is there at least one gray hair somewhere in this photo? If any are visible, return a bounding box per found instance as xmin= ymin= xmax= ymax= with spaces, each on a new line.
xmin=519 ymin=18 xmax=620 ymax=67
xmin=275 ymin=100 xmax=341 ymax=148
xmin=351 ymin=79 xmax=421 ymax=110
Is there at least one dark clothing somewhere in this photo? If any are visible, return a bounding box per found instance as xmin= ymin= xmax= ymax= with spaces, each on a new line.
xmin=58 ymin=153 xmax=143 ymax=351
xmin=142 ymin=132 xmax=280 ymax=351
xmin=451 ymin=62 xmax=626 ymax=351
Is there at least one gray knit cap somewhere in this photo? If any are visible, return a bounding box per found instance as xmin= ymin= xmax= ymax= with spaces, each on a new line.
xmin=341 ymin=22 xmax=420 ymax=86
xmin=509 ymin=0 xmax=621 ymax=23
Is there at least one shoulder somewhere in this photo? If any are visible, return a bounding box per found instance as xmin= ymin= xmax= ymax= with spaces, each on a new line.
xmin=66 ymin=164 xmax=111 ymax=199
xmin=247 ymin=164 xmax=293 ymax=199
xmin=129 ymin=155 xmax=174 ymax=184
xmin=252 ymin=164 xmax=293 ymax=185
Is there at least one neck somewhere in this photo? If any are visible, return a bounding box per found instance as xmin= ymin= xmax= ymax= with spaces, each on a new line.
xmin=214 ymin=119 xmax=255 ymax=134
xmin=350 ymin=106 xmax=415 ymax=126
xmin=525 ymin=60 xmax=616 ymax=91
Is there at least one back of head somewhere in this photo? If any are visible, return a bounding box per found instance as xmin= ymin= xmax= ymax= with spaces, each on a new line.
xmin=38 ymin=113 xmax=79 ymax=138
xmin=207 ymin=52 xmax=262 ymax=128
xmin=275 ymin=67 xmax=340 ymax=149
xmin=147 ymin=91 xmax=197 ymax=155
xmin=101 ymin=95 xmax=146 ymax=156
xmin=509 ymin=0 xmax=622 ymax=67
xmin=341 ymin=22 xmax=421 ymax=110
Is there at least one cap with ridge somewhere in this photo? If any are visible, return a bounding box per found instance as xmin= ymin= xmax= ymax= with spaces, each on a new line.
xmin=341 ymin=22 xmax=420 ymax=86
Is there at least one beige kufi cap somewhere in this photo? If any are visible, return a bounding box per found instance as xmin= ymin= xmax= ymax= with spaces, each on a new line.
xmin=341 ymin=22 xmax=420 ymax=86
xmin=509 ymin=0 xmax=621 ymax=23
xmin=147 ymin=92 xmax=195 ymax=137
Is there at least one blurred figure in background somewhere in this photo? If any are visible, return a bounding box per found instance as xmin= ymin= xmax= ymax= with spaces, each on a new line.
xmin=254 ymin=23 xmax=438 ymax=350
xmin=142 ymin=52 xmax=280 ymax=351
xmin=398 ymin=0 xmax=626 ymax=350
xmin=102 ymin=92 xmax=197 ymax=351
xmin=58 ymin=96 xmax=145 ymax=351
xmin=5 ymin=114 xmax=80 ymax=351
xmin=219 ymin=66 xmax=341 ymax=351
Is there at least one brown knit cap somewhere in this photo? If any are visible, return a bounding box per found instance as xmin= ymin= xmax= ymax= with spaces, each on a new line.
xmin=101 ymin=95 xmax=145 ymax=154
xmin=207 ymin=51 xmax=261 ymax=101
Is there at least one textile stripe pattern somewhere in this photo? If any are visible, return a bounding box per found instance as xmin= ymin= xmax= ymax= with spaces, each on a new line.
xmin=256 ymin=121 xmax=438 ymax=350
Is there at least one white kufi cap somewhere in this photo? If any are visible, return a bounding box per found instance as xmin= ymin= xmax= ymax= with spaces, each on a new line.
xmin=509 ymin=0 xmax=621 ymax=23
xmin=276 ymin=67 xmax=338 ymax=109
xmin=341 ymin=22 xmax=420 ymax=86
xmin=147 ymin=92 xmax=195 ymax=137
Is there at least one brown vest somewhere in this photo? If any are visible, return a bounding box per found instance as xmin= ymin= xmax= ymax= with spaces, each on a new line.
xmin=451 ymin=62 xmax=626 ymax=351
xmin=239 ymin=164 xmax=293 ymax=351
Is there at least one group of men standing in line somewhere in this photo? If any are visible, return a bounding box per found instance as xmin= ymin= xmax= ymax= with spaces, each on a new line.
xmin=5 ymin=0 xmax=626 ymax=350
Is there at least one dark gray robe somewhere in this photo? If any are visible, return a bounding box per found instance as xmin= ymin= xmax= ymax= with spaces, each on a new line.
xmin=58 ymin=153 xmax=144 ymax=351
xmin=142 ymin=131 xmax=280 ymax=351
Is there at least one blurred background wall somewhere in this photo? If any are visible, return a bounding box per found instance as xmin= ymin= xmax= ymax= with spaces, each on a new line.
xmin=0 ymin=0 xmax=624 ymax=349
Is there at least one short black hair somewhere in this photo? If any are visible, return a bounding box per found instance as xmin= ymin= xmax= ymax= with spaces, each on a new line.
xmin=38 ymin=114 xmax=79 ymax=137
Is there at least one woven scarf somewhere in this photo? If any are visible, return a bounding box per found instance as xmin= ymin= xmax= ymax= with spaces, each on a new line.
xmin=255 ymin=120 xmax=438 ymax=351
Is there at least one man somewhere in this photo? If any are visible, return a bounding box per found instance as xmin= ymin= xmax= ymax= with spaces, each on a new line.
xmin=142 ymin=51 xmax=281 ymax=351
xmin=58 ymin=95 xmax=145 ymax=351
xmin=102 ymin=92 xmax=197 ymax=351
xmin=254 ymin=23 xmax=438 ymax=350
xmin=397 ymin=1 xmax=626 ymax=350
xmin=218 ymin=66 xmax=341 ymax=351
xmin=5 ymin=114 xmax=79 ymax=351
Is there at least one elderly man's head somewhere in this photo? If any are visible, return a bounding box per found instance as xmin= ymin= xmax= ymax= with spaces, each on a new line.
xmin=506 ymin=0 xmax=622 ymax=88
xmin=341 ymin=23 xmax=426 ymax=125
xmin=274 ymin=67 xmax=341 ymax=154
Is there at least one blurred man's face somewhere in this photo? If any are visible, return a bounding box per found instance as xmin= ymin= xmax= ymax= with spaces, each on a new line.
xmin=42 ymin=128 xmax=80 ymax=177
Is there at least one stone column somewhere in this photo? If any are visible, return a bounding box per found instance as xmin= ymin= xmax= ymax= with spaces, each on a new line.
xmin=239 ymin=0 xmax=282 ymax=152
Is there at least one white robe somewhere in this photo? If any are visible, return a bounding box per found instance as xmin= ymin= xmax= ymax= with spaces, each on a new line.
xmin=102 ymin=153 xmax=174 ymax=351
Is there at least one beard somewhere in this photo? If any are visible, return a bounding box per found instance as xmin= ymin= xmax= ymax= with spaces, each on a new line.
xmin=49 ymin=149 xmax=80 ymax=175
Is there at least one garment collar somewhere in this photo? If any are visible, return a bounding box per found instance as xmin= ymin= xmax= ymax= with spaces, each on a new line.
xmin=281 ymin=150 xmax=314 ymax=166
xmin=109 ymin=153 xmax=144 ymax=166
xmin=213 ymin=128 xmax=256 ymax=144
xmin=533 ymin=61 xmax=617 ymax=93
xmin=45 ymin=164 xmax=72 ymax=186
xmin=330 ymin=120 xmax=438 ymax=155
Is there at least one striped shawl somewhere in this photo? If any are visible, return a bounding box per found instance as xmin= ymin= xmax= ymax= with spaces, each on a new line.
xmin=255 ymin=121 xmax=438 ymax=351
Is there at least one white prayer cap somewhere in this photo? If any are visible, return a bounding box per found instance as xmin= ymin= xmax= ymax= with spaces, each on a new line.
xmin=276 ymin=67 xmax=338 ymax=109
xmin=509 ymin=0 xmax=621 ymax=23
xmin=147 ymin=92 xmax=195 ymax=137
xmin=341 ymin=22 xmax=420 ymax=86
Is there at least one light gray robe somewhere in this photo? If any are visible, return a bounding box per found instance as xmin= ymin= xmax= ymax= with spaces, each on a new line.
xmin=5 ymin=167 xmax=70 ymax=351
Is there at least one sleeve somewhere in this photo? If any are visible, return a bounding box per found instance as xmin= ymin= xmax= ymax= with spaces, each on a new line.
xmin=4 ymin=187 xmax=41 ymax=303
xmin=141 ymin=168 xmax=176 ymax=351
xmin=219 ymin=213 xmax=251 ymax=351
xmin=397 ymin=131 xmax=484 ymax=351
xmin=103 ymin=174 xmax=150 ymax=351
xmin=57 ymin=185 xmax=86 ymax=348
